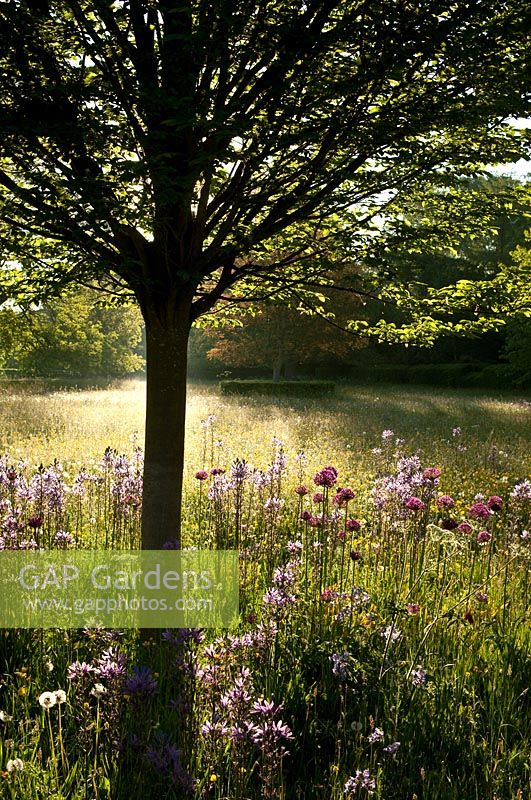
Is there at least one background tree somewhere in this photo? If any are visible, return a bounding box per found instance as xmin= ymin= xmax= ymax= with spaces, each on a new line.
xmin=0 ymin=288 xmax=144 ymax=376
xmin=0 ymin=1 xmax=530 ymax=547
xmin=204 ymin=299 xmax=365 ymax=380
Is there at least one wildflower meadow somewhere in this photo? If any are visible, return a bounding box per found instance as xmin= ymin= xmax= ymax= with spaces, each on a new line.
xmin=0 ymin=380 xmax=529 ymax=800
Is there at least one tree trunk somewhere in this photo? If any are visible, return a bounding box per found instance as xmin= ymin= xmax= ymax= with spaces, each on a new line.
xmin=141 ymin=299 xmax=191 ymax=550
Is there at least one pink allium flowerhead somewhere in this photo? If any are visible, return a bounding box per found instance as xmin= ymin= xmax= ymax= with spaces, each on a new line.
xmin=487 ymin=495 xmax=503 ymax=511
xmin=295 ymin=485 xmax=309 ymax=496
xmin=313 ymin=466 xmax=338 ymax=488
xmin=210 ymin=467 xmax=225 ymax=476
xmin=477 ymin=530 xmax=492 ymax=545
xmin=312 ymin=492 xmax=324 ymax=504
xmin=475 ymin=592 xmax=488 ymax=603
xmin=195 ymin=470 xmax=208 ymax=481
xmin=333 ymin=487 xmax=356 ymax=507
xmin=405 ymin=497 xmax=425 ymax=511
xmin=300 ymin=510 xmax=312 ymax=522
xmin=437 ymin=495 xmax=455 ymax=509
xmin=457 ymin=522 xmax=473 ymax=535
xmin=346 ymin=518 xmax=361 ymax=532
xmin=406 ymin=603 xmax=421 ymax=615
xmin=307 ymin=515 xmax=320 ymax=528
xmin=320 ymin=589 xmax=336 ymax=602
xmin=423 ymin=467 xmax=442 ymax=481
xmin=336 ymin=530 xmax=347 ymax=541
xmin=468 ymin=502 xmax=492 ymax=520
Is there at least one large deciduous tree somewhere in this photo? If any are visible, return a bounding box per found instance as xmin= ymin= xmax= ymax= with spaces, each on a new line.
xmin=0 ymin=0 xmax=529 ymax=547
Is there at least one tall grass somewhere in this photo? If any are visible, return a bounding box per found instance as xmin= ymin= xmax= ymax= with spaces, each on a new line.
xmin=0 ymin=380 xmax=529 ymax=799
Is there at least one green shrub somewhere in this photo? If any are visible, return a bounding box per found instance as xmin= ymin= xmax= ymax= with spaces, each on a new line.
xmin=219 ymin=379 xmax=336 ymax=396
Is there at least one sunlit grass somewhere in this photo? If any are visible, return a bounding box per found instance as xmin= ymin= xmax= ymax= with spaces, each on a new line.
xmin=0 ymin=379 xmax=529 ymax=799
xmin=0 ymin=378 xmax=528 ymax=478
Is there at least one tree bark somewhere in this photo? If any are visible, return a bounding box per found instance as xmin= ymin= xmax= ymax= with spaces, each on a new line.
xmin=141 ymin=298 xmax=191 ymax=550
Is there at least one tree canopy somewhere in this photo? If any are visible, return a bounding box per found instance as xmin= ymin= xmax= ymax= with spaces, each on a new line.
xmin=1 ymin=1 xmax=530 ymax=318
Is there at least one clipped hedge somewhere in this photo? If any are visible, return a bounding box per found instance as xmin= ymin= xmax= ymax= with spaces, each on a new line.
xmin=220 ymin=379 xmax=336 ymax=396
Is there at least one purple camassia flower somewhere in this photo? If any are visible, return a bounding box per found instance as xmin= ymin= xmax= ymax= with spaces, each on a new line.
xmin=383 ymin=741 xmax=401 ymax=755
xmin=264 ymin=496 xmax=284 ymax=512
xmin=53 ymin=530 xmax=74 ymax=548
xmin=411 ymin=665 xmax=427 ymax=686
xmin=511 ymin=480 xmax=531 ymax=501
xmin=286 ymin=540 xmax=303 ymax=555
xmin=200 ymin=719 xmax=230 ymax=738
xmin=367 ymin=727 xmax=384 ymax=743
xmin=270 ymin=447 xmax=287 ymax=477
xmin=295 ymin=485 xmax=309 ymax=496
xmin=163 ymin=539 xmax=180 ymax=549
xmin=333 ymin=487 xmax=356 ymax=508
xmin=162 ymin=628 xmax=204 ymax=647
xmin=263 ymin=587 xmax=296 ymax=607
xmin=330 ymin=652 xmax=352 ymax=682
xmin=380 ymin=626 xmax=402 ymax=644
xmin=230 ymin=458 xmax=251 ymax=484
xmin=207 ymin=475 xmax=230 ymax=501
xmin=145 ymin=732 xmax=196 ymax=794
xmin=437 ymin=495 xmax=455 ymax=509
xmin=452 ymin=426 xmax=462 ymax=437
xmin=253 ymin=469 xmax=271 ymax=489
xmin=477 ymin=530 xmax=492 ymax=545
xmin=67 ymin=661 xmax=96 ymax=681
xmin=194 ymin=470 xmax=208 ymax=480
xmin=18 ymin=538 xmax=38 ymax=550
xmin=251 ymin=698 xmax=280 ymax=717
xmin=382 ymin=430 xmax=394 ymax=439
xmin=405 ymin=497 xmax=425 ymax=511
xmin=71 ymin=469 xmax=91 ymax=497
xmin=124 ymin=666 xmax=157 ymax=698
xmin=14 ymin=474 xmax=31 ymax=502
xmin=28 ymin=464 xmax=67 ymax=511
xmin=248 ymin=719 xmax=294 ymax=753
xmin=313 ymin=466 xmax=338 ymax=488
xmin=273 ymin=562 xmax=297 ymax=589
xmin=468 ymin=502 xmax=492 ymax=520
xmin=344 ymin=769 xmax=376 ymax=796
xmin=372 ymin=455 xmax=424 ymax=510
xmin=96 ymin=648 xmax=127 ymax=679
xmin=487 ymin=495 xmax=503 ymax=511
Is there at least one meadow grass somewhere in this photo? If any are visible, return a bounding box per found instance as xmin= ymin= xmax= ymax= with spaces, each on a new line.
xmin=0 ymin=379 xmax=529 ymax=800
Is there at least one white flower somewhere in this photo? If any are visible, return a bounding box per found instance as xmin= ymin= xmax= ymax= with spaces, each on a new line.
xmin=91 ymin=683 xmax=107 ymax=698
xmin=38 ymin=691 xmax=57 ymax=709
xmin=0 ymin=710 xmax=13 ymax=722
xmin=6 ymin=757 xmax=24 ymax=772
xmin=54 ymin=689 xmax=67 ymax=704
xmin=46 ymin=659 xmax=54 ymax=672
